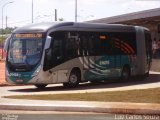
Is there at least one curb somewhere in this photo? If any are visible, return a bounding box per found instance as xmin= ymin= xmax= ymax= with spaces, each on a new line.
xmin=0 ymin=84 xmax=32 ymax=87
xmin=0 ymin=84 xmax=18 ymax=87
xmin=0 ymin=102 xmax=160 ymax=115
xmin=0 ymin=84 xmax=10 ymax=87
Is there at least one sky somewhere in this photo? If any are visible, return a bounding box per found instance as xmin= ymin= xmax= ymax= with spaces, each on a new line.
xmin=0 ymin=0 xmax=160 ymax=28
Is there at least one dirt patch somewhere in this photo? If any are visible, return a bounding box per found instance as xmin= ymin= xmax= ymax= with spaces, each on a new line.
xmin=0 ymin=62 xmax=7 ymax=86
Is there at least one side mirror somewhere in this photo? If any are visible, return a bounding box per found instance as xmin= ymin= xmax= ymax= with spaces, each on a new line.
xmin=44 ymin=36 xmax=52 ymax=61
xmin=44 ymin=36 xmax=51 ymax=50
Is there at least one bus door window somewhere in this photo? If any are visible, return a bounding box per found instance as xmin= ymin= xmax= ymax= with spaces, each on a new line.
xmin=88 ymin=34 xmax=96 ymax=56
xmin=53 ymin=40 xmax=62 ymax=59
xmin=79 ymin=32 xmax=95 ymax=56
xmin=52 ymin=32 xmax=64 ymax=66
xmin=79 ymin=32 xmax=96 ymax=69
xmin=79 ymin=32 xmax=88 ymax=69
xmin=81 ymin=35 xmax=88 ymax=56
xmin=46 ymin=32 xmax=64 ymax=68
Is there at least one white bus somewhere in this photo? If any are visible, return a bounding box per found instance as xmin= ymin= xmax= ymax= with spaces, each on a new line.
xmin=6 ymin=22 xmax=152 ymax=89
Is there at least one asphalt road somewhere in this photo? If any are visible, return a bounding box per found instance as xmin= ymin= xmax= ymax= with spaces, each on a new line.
xmin=0 ymin=71 xmax=160 ymax=98
xmin=1 ymin=110 xmax=160 ymax=120
xmin=0 ymin=111 xmax=111 ymax=120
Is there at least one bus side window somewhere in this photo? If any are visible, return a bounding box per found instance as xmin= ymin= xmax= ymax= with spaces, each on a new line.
xmin=110 ymin=32 xmax=137 ymax=55
xmin=65 ymin=39 xmax=77 ymax=58
xmin=93 ymin=32 xmax=113 ymax=55
xmin=79 ymin=32 xmax=97 ymax=56
xmin=80 ymin=34 xmax=88 ymax=56
xmin=65 ymin=32 xmax=79 ymax=59
xmin=88 ymin=35 xmax=95 ymax=55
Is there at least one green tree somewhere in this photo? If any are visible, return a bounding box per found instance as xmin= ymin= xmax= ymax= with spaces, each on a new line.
xmin=0 ymin=27 xmax=15 ymax=35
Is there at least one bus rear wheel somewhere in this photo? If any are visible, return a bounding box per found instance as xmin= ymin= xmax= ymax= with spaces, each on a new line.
xmin=121 ymin=66 xmax=130 ymax=82
xmin=63 ymin=71 xmax=80 ymax=88
xmin=35 ymin=84 xmax=47 ymax=89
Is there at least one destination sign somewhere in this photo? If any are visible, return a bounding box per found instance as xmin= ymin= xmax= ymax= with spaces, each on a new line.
xmin=15 ymin=33 xmax=43 ymax=38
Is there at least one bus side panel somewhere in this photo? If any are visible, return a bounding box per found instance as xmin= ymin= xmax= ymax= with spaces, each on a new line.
xmin=83 ymin=55 xmax=122 ymax=81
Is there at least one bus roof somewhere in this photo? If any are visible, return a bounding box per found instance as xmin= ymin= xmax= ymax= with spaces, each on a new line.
xmin=13 ymin=22 xmax=74 ymax=33
xmin=13 ymin=22 xmax=138 ymax=33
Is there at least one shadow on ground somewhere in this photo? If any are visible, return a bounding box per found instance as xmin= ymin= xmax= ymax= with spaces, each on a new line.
xmin=9 ymin=73 xmax=160 ymax=93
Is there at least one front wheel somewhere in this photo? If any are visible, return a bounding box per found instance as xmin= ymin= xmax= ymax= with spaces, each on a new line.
xmin=121 ymin=66 xmax=130 ymax=82
xmin=63 ymin=71 xmax=80 ymax=88
xmin=35 ymin=84 xmax=47 ymax=89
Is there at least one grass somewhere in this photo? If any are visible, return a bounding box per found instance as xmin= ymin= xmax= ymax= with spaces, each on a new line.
xmin=4 ymin=88 xmax=160 ymax=103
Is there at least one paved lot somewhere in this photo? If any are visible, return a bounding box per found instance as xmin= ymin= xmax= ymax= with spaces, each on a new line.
xmin=0 ymin=111 xmax=112 ymax=120
xmin=1 ymin=110 xmax=159 ymax=120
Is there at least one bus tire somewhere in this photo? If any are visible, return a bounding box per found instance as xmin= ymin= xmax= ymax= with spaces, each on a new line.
xmin=63 ymin=71 xmax=80 ymax=88
xmin=35 ymin=84 xmax=47 ymax=89
xmin=121 ymin=66 xmax=130 ymax=82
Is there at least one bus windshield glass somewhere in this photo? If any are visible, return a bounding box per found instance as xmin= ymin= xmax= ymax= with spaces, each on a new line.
xmin=7 ymin=33 xmax=45 ymax=71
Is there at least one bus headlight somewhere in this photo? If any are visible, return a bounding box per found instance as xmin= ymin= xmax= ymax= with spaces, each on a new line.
xmin=32 ymin=65 xmax=41 ymax=77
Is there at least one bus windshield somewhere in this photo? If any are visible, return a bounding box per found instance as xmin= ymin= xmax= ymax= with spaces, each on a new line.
xmin=7 ymin=33 xmax=44 ymax=71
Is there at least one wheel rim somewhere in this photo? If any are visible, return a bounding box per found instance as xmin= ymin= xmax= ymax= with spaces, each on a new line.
xmin=69 ymin=74 xmax=78 ymax=84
